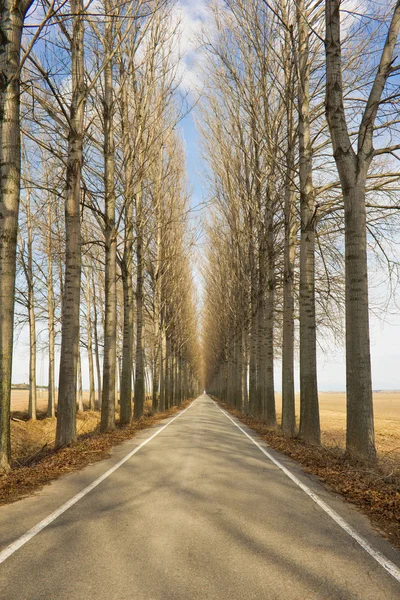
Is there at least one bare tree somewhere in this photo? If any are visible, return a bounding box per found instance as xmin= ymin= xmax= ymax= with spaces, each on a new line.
xmin=325 ymin=0 xmax=400 ymax=460
xmin=0 ymin=0 xmax=35 ymax=470
xmin=56 ymin=0 xmax=87 ymax=448
xmin=298 ymin=0 xmax=320 ymax=444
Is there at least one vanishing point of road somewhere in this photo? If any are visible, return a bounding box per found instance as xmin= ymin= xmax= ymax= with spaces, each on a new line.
xmin=0 ymin=395 xmax=399 ymax=599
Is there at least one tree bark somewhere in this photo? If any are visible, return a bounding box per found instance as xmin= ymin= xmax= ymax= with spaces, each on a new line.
xmin=0 ymin=0 xmax=33 ymax=470
xmin=77 ymin=348 xmax=83 ymax=412
xmin=248 ymin=239 xmax=258 ymax=416
xmin=92 ymin=274 xmax=102 ymax=410
xmin=298 ymin=0 xmax=320 ymax=444
xmin=159 ymin=324 xmax=165 ymax=411
xmin=26 ymin=193 xmax=36 ymax=421
xmin=101 ymin=0 xmax=116 ymax=433
xmin=264 ymin=201 xmax=276 ymax=426
xmin=133 ymin=188 xmax=145 ymax=419
xmin=281 ymin=22 xmax=296 ymax=437
xmin=242 ymin=327 xmax=249 ymax=413
xmin=56 ymin=0 xmax=86 ymax=448
xmin=47 ymin=201 xmax=56 ymax=417
xmin=85 ymin=276 xmax=95 ymax=410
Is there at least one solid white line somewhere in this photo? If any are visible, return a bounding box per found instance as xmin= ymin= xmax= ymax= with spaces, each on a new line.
xmin=214 ymin=401 xmax=400 ymax=584
xmin=0 ymin=400 xmax=197 ymax=565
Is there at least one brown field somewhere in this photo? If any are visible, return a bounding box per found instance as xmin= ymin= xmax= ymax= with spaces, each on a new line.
xmin=11 ymin=390 xmax=400 ymax=464
xmin=11 ymin=390 xmax=98 ymax=464
xmin=11 ymin=389 xmax=91 ymax=414
xmin=275 ymin=391 xmax=400 ymax=469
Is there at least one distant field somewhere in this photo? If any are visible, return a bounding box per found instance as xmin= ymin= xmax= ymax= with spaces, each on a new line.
xmin=11 ymin=389 xmax=400 ymax=464
xmin=11 ymin=390 xmax=91 ymax=413
xmin=276 ymin=391 xmax=400 ymax=464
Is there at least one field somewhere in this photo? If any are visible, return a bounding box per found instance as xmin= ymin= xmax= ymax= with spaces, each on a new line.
xmin=11 ymin=389 xmax=92 ymax=414
xmin=11 ymin=390 xmax=99 ymax=464
xmin=11 ymin=390 xmax=400 ymax=463
xmin=275 ymin=391 xmax=400 ymax=470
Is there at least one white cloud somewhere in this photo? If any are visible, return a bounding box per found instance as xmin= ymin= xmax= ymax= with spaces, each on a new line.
xmin=172 ymin=0 xmax=213 ymax=96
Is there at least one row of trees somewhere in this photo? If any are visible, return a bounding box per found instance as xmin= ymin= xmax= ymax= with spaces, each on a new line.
xmin=0 ymin=0 xmax=201 ymax=472
xmin=201 ymin=0 xmax=400 ymax=461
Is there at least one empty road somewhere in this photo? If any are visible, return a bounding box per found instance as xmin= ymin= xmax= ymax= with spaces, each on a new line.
xmin=0 ymin=394 xmax=399 ymax=599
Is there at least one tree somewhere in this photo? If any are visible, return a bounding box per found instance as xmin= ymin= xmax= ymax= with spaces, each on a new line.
xmin=0 ymin=0 xmax=34 ymax=471
xmin=56 ymin=0 xmax=87 ymax=448
xmin=100 ymin=0 xmax=117 ymax=433
xmin=297 ymin=0 xmax=320 ymax=444
xmin=325 ymin=0 xmax=400 ymax=460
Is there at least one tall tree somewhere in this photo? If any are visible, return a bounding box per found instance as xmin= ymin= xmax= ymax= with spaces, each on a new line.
xmin=298 ymin=0 xmax=320 ymax=444
xmin=100 ymin=0 xmax=117 ymax=432
xmin=56 ymin=0 xmax=87 ymax=448
xmin=0 ymin=0 xmax=34 ymax=471
xmin=325 ymin=0 xmax=400 ymax=459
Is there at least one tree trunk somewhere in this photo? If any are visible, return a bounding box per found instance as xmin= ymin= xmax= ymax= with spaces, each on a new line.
xmin=56 ymin=0 xmax=86 ymax=448
xmin=85 ymin=277 xmax=95 ymax=410
xmin=242 ymin=327 xmax=249 ymax=413
xmin=152 ymin=189 xmax=163 ymax=413
xmin=281 ymin=22 xmax=296 ymax=437
xmin=344 ymin=180 xmax=375 ymax=458
xmin=249 ymin=250 xmax=258 ymax=416
xmin=265 ymin=202 xmax=276 ymax=426
xmin=27 ymin=227 xmax=36 ymax=421
xmin=120 ymin=262 xmax=133 ymax=423
xmin=92 ymin=275 xmax=102 ymax=410
xmin=133 ymin=189 xmax=145 ymax=419
xmin=235 ymin=331 xmax=243 ymax=411
xmin=101 ymin=0 xmax=116 ymax=433
xmin=298 ymin=0 xmax=320 ymax=445
xmin=257 ymin=240 xmax=266 ymax=420
xmin=165 ymin=333 xmax=171 ymax=410
xmin=159 ymin=325 xmax=165 ymax=411
xmin=0 ymin=0 xmax=33 ymax=470
xmin=152 ymin=347 xmax=159 ymax=411
xmin=47 ymin=202 xmax=56 ymax=417
xmin=77 ymin=349 xmax=83 ymax=412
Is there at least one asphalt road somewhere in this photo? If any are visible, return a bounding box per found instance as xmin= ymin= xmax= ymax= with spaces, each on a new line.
xmin=0 ymin=394 xmax=399 ymax=599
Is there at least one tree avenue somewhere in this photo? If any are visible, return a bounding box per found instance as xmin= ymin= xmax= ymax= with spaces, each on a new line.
xmin=0 ymin=0 xmax=400 ymax=474
xmin=0 ymin=0 xmax=201 ymax=472
xmin=201 ymin=0 xmax=400 ymax=461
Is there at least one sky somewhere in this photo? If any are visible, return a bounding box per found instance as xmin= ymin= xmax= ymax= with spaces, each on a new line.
xmin=11 ymin=0 xmax=400 ymax=392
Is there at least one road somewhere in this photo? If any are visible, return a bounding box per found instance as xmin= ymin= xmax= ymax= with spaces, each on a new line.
xmin=0 ymin=394 xmax=399 ymax=599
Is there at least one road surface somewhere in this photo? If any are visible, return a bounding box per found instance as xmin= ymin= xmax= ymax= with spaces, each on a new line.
xmin=0 ymin=394 xmax=399 ymax=599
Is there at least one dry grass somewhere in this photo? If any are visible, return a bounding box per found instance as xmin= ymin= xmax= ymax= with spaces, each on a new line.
xmin=275 ymin=392 xmax=400 ymax=476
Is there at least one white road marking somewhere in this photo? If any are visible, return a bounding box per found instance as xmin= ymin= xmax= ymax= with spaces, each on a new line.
xmin=214 ymin=401 xmax=400 ymax=584
xmin=0 ymin=400 xmax=197 ymax=565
